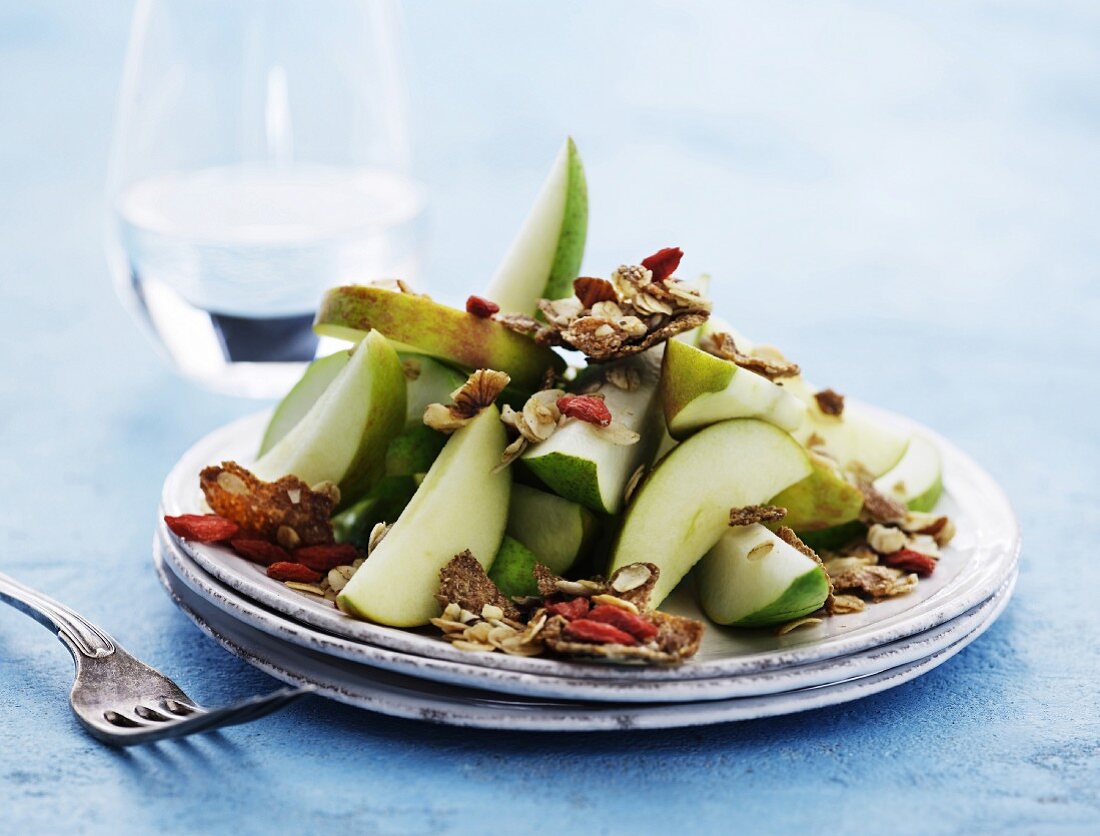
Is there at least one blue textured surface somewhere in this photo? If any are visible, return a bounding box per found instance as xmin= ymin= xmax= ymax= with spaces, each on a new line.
xmin=1 ymin=2 xmax=1098 ymax=833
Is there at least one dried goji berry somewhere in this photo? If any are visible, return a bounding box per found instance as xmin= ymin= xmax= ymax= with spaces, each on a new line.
xmin=883 ymin=549 xmax=937 ymax=577
xmin=230 ymin=538 xmax=290 ymax=566
xmin=573 ymin=276 xmax=617 ymax=308
xmin=545 ymin=597 xmax=591 ymax=620
xmin=556 ymin=395 xmax=612 ymax=428
xmin=640 ymin=246 xmax=683 ymax=281
xmin=587 ymin=605 xmax=659 ymax=641
xmin=295 ymin=543 xmax=359 ymax=573
xmin=164 ymin=514 xmax=239 ymax=543
xmin=564 ymin=618 xmax=637 ymax=646
xmin=266 ymin=562 xmax=323 ymax=583
xmin=465 ymin=295 xmax=500 ymax=317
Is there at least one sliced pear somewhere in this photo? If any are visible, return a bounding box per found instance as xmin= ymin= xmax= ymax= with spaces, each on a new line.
xmin=401 ymin=357 xmax=466 ymax=429
xmin=874 ymin=434 xmax=943 ymax=512
xmin=521 ymin=351 xmax=663 ymax=515
xmin=253 ymin=330 xmax=406 ymax=501
xmin=314 ymin=285 xmax=564 ymax=391
xmin=610 ymin=419 xmax=813 ymax=607
xmin=769 ymin=453 xmax=863 ymax=531
xmin=259 ymin=352 xmax=349 ymax=456
xmin=384 ymin=424 xmax=448 ymax=477
xmin=661 ymin=339 xmax=806 ymax=439
xmin=698 ymin=524 xmax=830 ymax=626
xmin=337 ymin=407 xmax=511 ymax=627
xmin=483 ymin=138 xmax=588 ymax=315
xmin=331 ymin=475 xmax=419 ymax=546
xmin=784 ymin=377 xmax=910 ymax=477
xmin=506 ymin=483 xmax=599 ymax=575
xmin=488 ymin=535 xmax=541 ymax=598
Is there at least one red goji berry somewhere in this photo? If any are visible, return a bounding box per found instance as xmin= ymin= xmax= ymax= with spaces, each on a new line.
xmin=230 ymin=538 xmax=291 ymax=566
xmin=266 ymin=562 xmax=323 ymax=583
xmin=295 ymin=543 xmax=359 ymax=573
xmin=640 ymin=246 xmax=683 ymax=281
xmin=883 ymin=549 xmax=937 ymax=577
xmin=545 ymin=597 xmax=590 ymax=620
xmin=587 ymin=605 xmax=659 ymax=641
xmin=556 ymin=395 xmax=612 ymax=428
xmin=573 ymin=276 xmax=617 ymax=308
xmin=164 ymin=514 xmax=239 ymax=543
xmin=564 ymin=618 xmax=637 ymax=646
xmin=465 ymin=295 xmax=500 ymax=318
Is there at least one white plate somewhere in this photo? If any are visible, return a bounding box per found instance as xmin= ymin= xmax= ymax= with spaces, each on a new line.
xmin=160 ymin=409 xmax=1020 ymax=681
xmin=154 ymin=543 xmax=1013 ymax=730
xmin=158 ymin=528 xmax=1016 ymax=703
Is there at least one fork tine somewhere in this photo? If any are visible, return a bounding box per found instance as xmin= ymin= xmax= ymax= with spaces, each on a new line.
xmin=95 ymin=686 xmax=313 ymax=745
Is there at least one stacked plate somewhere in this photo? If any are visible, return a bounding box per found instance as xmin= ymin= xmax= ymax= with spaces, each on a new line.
xmin=154 ymin=411 xmax=1020 ymax=731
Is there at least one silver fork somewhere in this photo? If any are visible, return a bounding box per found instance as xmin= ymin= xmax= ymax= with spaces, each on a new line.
xmin=0 ymin=570 xmax=313 ymax=745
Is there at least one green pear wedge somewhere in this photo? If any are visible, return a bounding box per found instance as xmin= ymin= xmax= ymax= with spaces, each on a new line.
xmin=874 ymin=434 xmax=943 ymax=511
xmin=331 ymin=475 xmax=420 ymax=546
xmin=259 ymin=351 xmax=349 ymax=456
xmin=698 ymin=525 xmax=830 ymax=627
xmin=785 ymin=377 xmax=909 ymax=477
xmin=488 ymin=535 xmax=542 ymax=598
xmin=252 ymin=330 xmax=406 ymax=501
xmin=483 ymin=138 xmax=588 ymax=315
xmin=401 ymin=356 xmax=467 ymax=429
xmin=337 ymin=407 xmax=511 ymax=627
xmin=660 ymin=339 xmax=806 ymax=439
xmin=769 ymin=453 xmax=864 ymax=531
xmin=506 ymin=483 xmax=599 ymax=575
xmin=521 ymin=351 xmax=663 ymax=515
xmin=314 ymin=285 xmax=564 ymax=391
xmin=610 ymin=419 xmax=813 ymax=607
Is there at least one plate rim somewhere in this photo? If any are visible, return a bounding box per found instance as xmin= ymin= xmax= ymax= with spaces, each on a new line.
xmin=154 ymin=545 xmax=1013 ymax=730
xmin=157 ymin=528 xmax=1016 ymax=703
xmin=160 ymin=407 xmax=1020 ymax=681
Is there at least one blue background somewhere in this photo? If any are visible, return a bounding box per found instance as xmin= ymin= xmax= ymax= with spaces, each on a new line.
xmin=1 ymin=1 xmax=1098 ymax=832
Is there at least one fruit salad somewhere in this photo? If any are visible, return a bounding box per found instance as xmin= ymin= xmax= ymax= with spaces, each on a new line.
xmin=165 ymin=139 xmax=955 ymax=665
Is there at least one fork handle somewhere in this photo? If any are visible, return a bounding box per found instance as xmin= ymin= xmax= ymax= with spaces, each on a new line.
xmin=0 ymin=571 xmax=115 ymax=658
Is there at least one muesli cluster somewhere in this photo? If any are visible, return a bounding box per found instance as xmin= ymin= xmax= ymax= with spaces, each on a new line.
xmin=495 ymin=247 xmax=711 ymax=362
xmin=431 ymin=553 xmax=703 ymax=663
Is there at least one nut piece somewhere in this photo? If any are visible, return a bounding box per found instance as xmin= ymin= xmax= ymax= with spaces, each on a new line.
xmin=610 ymin=563 xmax=652 ymax=593
xmin=590 ymin=594 xmax=640 ymax=614
xmin=813 ymin=388 xmax=845 ymax=416
xmin=424 ymin=369 xmax=511 ymax=433
xmin=867 ymin=523 xmax=908 ymax=555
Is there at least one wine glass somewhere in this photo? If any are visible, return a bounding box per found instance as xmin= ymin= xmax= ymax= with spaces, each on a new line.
xmin=105 ymin=0 xmax=425 ymax=397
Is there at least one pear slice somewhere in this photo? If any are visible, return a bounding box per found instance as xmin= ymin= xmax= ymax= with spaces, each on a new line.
xmin=506 ymin=483 xmax=599 ymax=575
xmin=259 ymin=351 xmax=349 ymax=456
xmin=521 ymin=351 xmax=663 ymax=515
xmin=252 ymin=330 xmax=406 ymax=501
xmin=331 ymin=475 xmax=419 ymax=546
xmin=660 ymin=339 xmax=806 ymax=439
xmin=488 ymin=535 xmax=541 ymax=598
xmin=483 ymin=138 xmax=588 ymax=315
xmin=698 ymin=525 xmax=830 ymax=626
xmin=874 ymin=434 xmax=943 ymax=512
xmin=769 ymin=453 xmax=864 ymax=531
xmin=401 ymin=357 xmax=466 ymax=429
xmin=337 ymin=407 xmax=511 ymax=627
xmin=314 ymin=285 xmax=564 ymax=391
xmin=610 ymin=419 xmax=813 ymax=607
xmin=784 ymin=378 xmax=910 ymax=477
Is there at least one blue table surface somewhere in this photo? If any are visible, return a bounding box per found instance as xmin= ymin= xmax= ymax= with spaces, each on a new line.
xmin=2 ymin=2 xmax=1098 ymax=833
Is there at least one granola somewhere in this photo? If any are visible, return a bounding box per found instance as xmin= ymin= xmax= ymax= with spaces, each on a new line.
xmin=698 ymin=331 xmax=801 ymax=380
xmin=729 ymin=504 xmax=788 ymax=527
xmin=200 ymin=461 xmax=338 ymax=546
xmin=534 ymin=252 xmax=712 ymax=362
xmin=423 ymin=369 xmax=511 ymax=433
